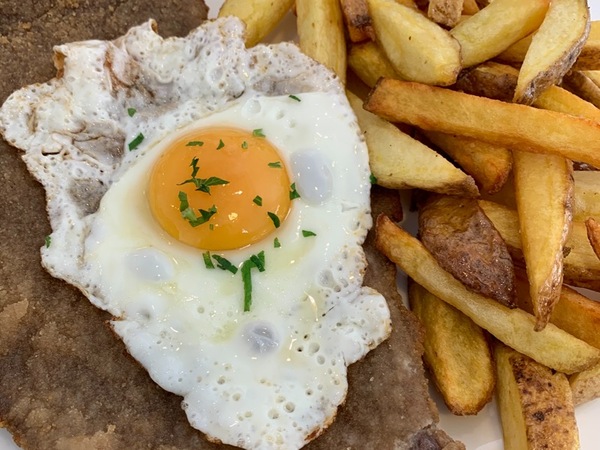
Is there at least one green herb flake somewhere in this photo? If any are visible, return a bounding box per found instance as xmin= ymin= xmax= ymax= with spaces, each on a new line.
xmin=203 ymin=251 xmax=215 ymax=269
xmin=178 ymin=191 xmax=217 ymax=227
xmin=302 ymin=230 xmax=317 ymax=238
xmin=250 ymin=251 xmax=266 ymax=272
xmin=289 ymin=182 xmax=300 ymax=200
xmin=253 ymin=195 xmax=263 ymax=206
xmin=274 ymin=237 xmax=281 ymax=248
xmin=44 ymin=235 xmax=52 ymax=248
xmin=217 ymin=139 xmax=225 ymax=150
xmin=289 ymin=94 xmax=301 ymax=102
xmin=128 ymin=132 xmax=144 ymax=151
xmin=242 ymin=141 xmax=248 ymax=149
xmin=178 ymin=157 xmax=229 ymax=194
xmin=127 ymin=107 xmax=137 ymax=117
xmin=212 ymin=255 xmax=238 ymax=274
xmin=209 ymin=224 xmax=215 ymax=231
xmin=268 ymin=161 xmax=282 ymax=169
xmin=369 ymin=173 xmax=378 ymax=185
xmin=252 ymin=128 xmax=266 ymax=138
xmin=267 ymin=212 xmax=281 ymax=228
xmin=186 ymin=141 xmax=204 ymax=147
xmin=241 ymin=251 xmax=267 ymax=312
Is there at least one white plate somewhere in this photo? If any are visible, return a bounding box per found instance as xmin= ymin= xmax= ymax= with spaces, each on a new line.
xmin=2 ymin=2 xmax=600 ymax=449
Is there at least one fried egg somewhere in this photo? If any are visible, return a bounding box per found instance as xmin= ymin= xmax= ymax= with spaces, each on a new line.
xmin=0 ymin=18 xmax=391 ymax=450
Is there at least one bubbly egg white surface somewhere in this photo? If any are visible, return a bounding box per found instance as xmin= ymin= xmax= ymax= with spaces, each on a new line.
xmin=0 ymin=18 xmax=391 ymax=450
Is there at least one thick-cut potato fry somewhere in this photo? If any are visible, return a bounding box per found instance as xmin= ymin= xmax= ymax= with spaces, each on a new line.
xmin=449 ymin=0 xmax=549 ymax=68
xmin=574 ymin=171 xmax=600 ymax=221
xmin=584 ymin=70 xmax=600 ymax=88
xmin=348 ymin=41 xmax=400 ymax=88
xmin=479 ymin=200 xmax=600 ymax=292
xmin=585 ymin=217 xmax=600 ymax=260
xmin=347 ymin=92 xmax=479 ymax=196
xmin=364 ymin=78 xmax=600 ymax=167
xmin=512 ymin=150 xmax=573 ymax=330
xmin=495 ymin=342 xmax=580 ymax=450
xmin=296 ymin=0 xmax=347 ymax=83
xmin=515 ymin=276 xmax=600 ymax=350
xmin=423 ymin=131 xmax=512 ymax=194
xmin=534 ymin=84 xmax=600 ymax=122
xmin=562 ymin=70 xmax=600 ymax=109
xmin=462 ymin=0 xmax=479 ymax=15
xmin=218 ymin=0 xmax=294 ymax=47
xmin=367 ymin=0 xmax=461 ymax=85
xmin=409 ymin=282 xmax=495 ymax=415
xmin=340 ymin=0 xmax=375 ymax=43
xmin=375 ymin=214 xmax=600 ymax=374
xmin=514 ymin=0 xmax=590 ymax=104
xmin=570 ymin=362 xmax=600 ymax=405
xmin=428 ymin=0 xmax=464 ymax=28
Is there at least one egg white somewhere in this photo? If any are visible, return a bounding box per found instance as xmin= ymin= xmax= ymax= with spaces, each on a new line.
xmin=0 ymin=18 xmax=391 ymax=450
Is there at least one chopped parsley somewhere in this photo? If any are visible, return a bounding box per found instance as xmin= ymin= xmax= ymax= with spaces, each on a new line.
xmin=252 ymin=128 xmax=266 ymax=138
xmin=217 ymin=139 xmax=225 ymax=150
xmin=212 ymin=255 xmax=238 ymax=274
xmin=179 ymin=157 xmax=229 ymax=194
xmin=44 ymin=235 xmax=52 ymax=248
xmin=203 ymin=251 xmax=215 ymax=269
xmin=289 ymin=182 xmax=300 ymax=200
xmin=241 ymin=251 xmax=266 ymax=312
xmin=288 ymin=94 xmax=301 ymax=102
xmin=250 ymin=251 xmax=266 ymax=272
xmin=369 ymin=173 xmax=378 ymax=185
xmin=253 ymin=195 xmax=263 ymax=206
xmin=178 ymin=191 xmax=217 ymax=227
xmin=273 ymin=237 xmax=281 ymax=248
xmin=267 ymin=212 xmax=281 ymax=228
xmin=127 ymin=107 xmax=137 ymax=117
xmin=186 ymin=141 xmax=204 ymax=147
xmin=268 ymin=161 xmax=282 ymax=168
xmin=128 ymin=132 xmax=144 ymax=151
xmin=302 ymin=230 xmax=317 ymax=237
xmin=241 ymin=141 xmax=248 ymax=149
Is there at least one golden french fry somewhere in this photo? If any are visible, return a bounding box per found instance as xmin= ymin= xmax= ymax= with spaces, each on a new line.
xmin=571 ymin=362 xmax=600 ymax=405
xmin=347 ymin=92 xmax=479 ymax=196
xmin=449 ymin=0 xmax=549 ymax=68
xmin=495 ymin=342 xmax=580 ymax=450
xmin=462 ymin=0 xmax=479 ymax=15
xmin=375 ymin=214 xmax=600 ymax=374
xmin=367 ymin=0 xmax=462 ymax=85
xmin=512 ymin=150 xmax=573 ymax=330
xmin=563 ymin=70 xmax=600 ymax=109
xmin=409 ymin=281 xmax=495 ymax=415
xmin=363 ymin=79 xmax=600 ymax=167
xmin=296 ymin=0 xmax=347 ymax=83
xmin=218 ymin=0 xmax=294 ymax=47
xmin=585 ymin=217 xmax=600 ymax=260
xmin=423 ymin=131 xmax=512 ymax=194
xmin=573 ymin=171 xmax=600 ymax=221
xmin=348 ymin=41 xmax=401 ymax=88
xmin=427 ymin=0 xmax=464 ymax=28
xmin=340 ymin=0 xmax=375 ymax=43
xmin=514 ymin=0 xmax=590 ymax=104
xmin=479 ymin=200 xmax=600 ymax=292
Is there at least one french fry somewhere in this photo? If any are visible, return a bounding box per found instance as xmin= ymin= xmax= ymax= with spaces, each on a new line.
xmin=562 ymin=70 xmax=600 ymax=109
xmin=515 ymin=276 xmax=600 ymax=350
xmin=218 ymin=0 xmax=294 ymax=47
xmin=363 ymin=78 xmax=600 ymax=167
xmin=409 ymin=281 xmax=495 ymax=415
xmin=514 ymin=0 xmax=590 ymax=104
xmin=585 ymin=217 xmax=600 ymax=260
xmin=367 ymin=0 xmax=462 ymax=85
xmin=573 ymin=171 xmax=600 ymax=221
xmin=479 ymin=200 xmax=600 ymax=292
xmin=340 ymin=0 xmax=375 ymax=43
xmin=449 ymin=0 xmax=549 ymax=68
xmin=375 ymin=214 xmax=600 ymax=374
xmin=462 ymin=0 xmax=479 ymax=15
xmin=348 ymin=41 xmax=400 ymax=88
xmin=495 ymin=342 xmax=580 ymax=450
xmin=512 ymin=150 xmax=573 ymax=330
xmin=296 ymin=0 xmax=347 ymax=83
xmin=347 ymin=92 xmax=479 ymax=196
xmin=427 ymin=0 xmax=464 ymax=28
xmin=423 ymin=131 xmax=512 ymax=194
xmin=584 ymin=70 xmax=600 ymax=88
xmin=570 ymin=362 xmax=600 ymax=405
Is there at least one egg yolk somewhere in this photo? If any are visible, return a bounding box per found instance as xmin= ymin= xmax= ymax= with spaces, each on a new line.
xmin=148 ymin=127 xmax=292 ymax=251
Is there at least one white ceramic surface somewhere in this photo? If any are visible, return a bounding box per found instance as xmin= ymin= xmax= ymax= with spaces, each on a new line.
xmin=2 ymin=1 xmax=600 ymax=449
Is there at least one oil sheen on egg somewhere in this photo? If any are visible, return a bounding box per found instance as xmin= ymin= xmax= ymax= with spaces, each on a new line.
xmin=0 ymin=18 xmax=391 ymax=450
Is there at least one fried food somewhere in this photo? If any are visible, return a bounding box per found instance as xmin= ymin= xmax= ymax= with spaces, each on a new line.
xmin=574 ymin=171 xmax=600 ymax=221
xmin=409 ymin=281 xmax=495 ymax=416
xmin=418 ymin=194 xmax=516 ymax=307
xmin=427 ymin=0 xmax=464 ymax=28
xmin=348 ymin=41 xmax=401 ymax=88
xmin=585 ymin=217 xmax=600 ymax=260
xmin=570 ymin=362 xmax=600 ymax=406
xmin=340 ymin=0 xmax=375 ymax=43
